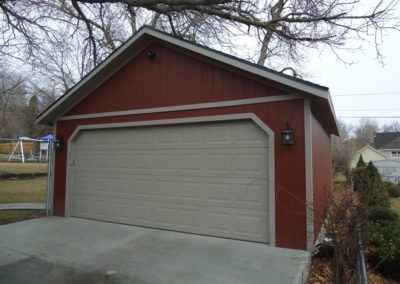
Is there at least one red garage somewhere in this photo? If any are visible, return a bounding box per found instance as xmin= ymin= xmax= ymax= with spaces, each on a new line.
xmin=37 ymin=26 xmax=338 ymax=251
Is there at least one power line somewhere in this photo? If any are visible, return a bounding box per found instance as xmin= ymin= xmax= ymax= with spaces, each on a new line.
xmin=338 ymin=116 xmax=400 ymax=118
xmin=336 ymin=108 xmax=400 ymax=111
xmin=334 ymin=91 xmax=400 ymax=97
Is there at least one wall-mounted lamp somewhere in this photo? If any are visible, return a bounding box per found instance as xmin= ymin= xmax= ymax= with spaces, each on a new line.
xmin=147 ymin=50 xmax=157 ymax=60
xmin=54 ymin=138 xmax=64 ymax=151
xmin=282 ymin=123 xmax=294 ymax=145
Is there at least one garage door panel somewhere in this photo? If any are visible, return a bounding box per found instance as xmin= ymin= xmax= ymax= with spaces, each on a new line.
xmin=74 ymin=156 xmax=267 ymax=171
xmin=73 ymin=178 xmax=266 ymax=207
xmin=71 ymin=200 xmax=268 ymax=243
xmin=69 ymin=120 xmax=270 ymax=243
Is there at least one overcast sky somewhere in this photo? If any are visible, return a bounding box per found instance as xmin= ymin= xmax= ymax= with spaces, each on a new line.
xmin=304 ymin=24 xmax=400 ymax=128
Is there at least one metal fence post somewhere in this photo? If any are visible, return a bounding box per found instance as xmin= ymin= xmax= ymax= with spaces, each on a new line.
xmin=356 ymin=232 xmax=368 ymax=284
xmin=46 ymin=141 xmax=55 ymax=216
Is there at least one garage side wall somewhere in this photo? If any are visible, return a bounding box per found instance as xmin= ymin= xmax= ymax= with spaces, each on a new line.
xmin=311 ymin=113 xmax=332 ymax=241
xmin=53 ymin=43 xmax=308 ymax=250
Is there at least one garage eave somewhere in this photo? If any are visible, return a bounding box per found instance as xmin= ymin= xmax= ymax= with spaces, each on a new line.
xmin=36 ymin=26 xmax=338 ymax=135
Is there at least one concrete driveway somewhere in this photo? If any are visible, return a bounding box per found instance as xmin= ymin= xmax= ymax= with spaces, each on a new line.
xmin=0 ymin=217 xmax=310 ymax=284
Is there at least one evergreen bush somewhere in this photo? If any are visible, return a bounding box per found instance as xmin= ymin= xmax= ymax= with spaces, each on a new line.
xmin=384 ymin=182 xmax=400 ymax=198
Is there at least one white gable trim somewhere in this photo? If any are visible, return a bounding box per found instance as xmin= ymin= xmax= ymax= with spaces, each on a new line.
xmin=60 ymin=95 xmax=301 ymax=121
xmin=144 ymin=28 xmax=329 ymax=99
xmin=357 ymin=145 xmax=386 ymax=159
xmin=36 ymin=26 xmax=332 ymax=125
xmin=36 ymin=28 xmax=149 ymax=125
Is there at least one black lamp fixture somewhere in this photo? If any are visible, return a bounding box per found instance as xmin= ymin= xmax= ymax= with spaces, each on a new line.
xmin=54 ymin=138 xmax=64 ymax=151
xmin=147 ymin=50 xmax=157 ymax=60
xmin=282 ymin=123 xmax=294 ymax=145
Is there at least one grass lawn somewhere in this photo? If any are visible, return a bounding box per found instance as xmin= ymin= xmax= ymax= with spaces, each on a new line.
xmin=391 ymin=198 xmax=400 ymax=215
xmin=0 ymin=177 xmax=46 ymax=203
xmin=0 ymin=162 xmax=48 ymax=175
xmin=0 ymin=210 xmax=45 ymax=225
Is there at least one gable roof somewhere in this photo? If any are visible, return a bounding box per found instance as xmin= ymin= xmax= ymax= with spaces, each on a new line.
xmin=374 ymin=132 xmax=400 ymax=149
xmin=36 ymin=26 xmax=338 ymax=135
xmin=355 ymin=145 xmax=386 ymax=159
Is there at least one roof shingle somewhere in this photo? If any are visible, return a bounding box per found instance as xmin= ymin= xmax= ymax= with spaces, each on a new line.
xmin=374 ymin=132 xmax=400 ymax=149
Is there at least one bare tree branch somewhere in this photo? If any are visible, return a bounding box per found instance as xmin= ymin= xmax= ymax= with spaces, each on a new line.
xmin=0 ymin=0 xmax=398 ymax=81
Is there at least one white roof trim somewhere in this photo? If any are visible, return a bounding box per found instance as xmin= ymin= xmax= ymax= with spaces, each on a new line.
xmin=36 ymin=26 xmax=332 ymax=125
xmin=356 ymin=145 xmax=386 ymax=158
xmin=60 ymin=95 xmax=301 ymax=121
xmin=36 ymin=28 xmax=149 ymax=125
xmin=144 ymin=28 xmax=329 ymax=99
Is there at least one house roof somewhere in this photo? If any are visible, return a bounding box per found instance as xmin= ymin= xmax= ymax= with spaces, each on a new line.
xmin=374 ymin=132 xmax=400 ymax=149
xmin=355 ymin=145 xmax=387 ymax=159
xmin=36 ymin=26 xmax=338 ymax=135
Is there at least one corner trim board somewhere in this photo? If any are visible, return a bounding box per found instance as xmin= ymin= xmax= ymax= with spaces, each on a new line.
xmin=65 ymin=113 xmax=276 ymax=246
xmin=304 ymin=99 xmax=314 ymax=251
xmin=60 ymin=95 xmax=301 ymax=121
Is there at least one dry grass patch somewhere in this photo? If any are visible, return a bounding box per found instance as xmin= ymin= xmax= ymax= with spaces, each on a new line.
xmin=0 ymin=177 xmax=46 ymax=203
xmin=0 ymin=162 xmax=48 ymax=175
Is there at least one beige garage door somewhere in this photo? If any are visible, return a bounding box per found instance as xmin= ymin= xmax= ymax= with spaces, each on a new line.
xmin=68 ymin=120 xmax=270 ymax=242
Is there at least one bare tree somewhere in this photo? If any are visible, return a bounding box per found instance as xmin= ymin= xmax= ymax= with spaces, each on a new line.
xmin=332 ymin=120 xmax=358 ymax=173
xmin=382 ymin=121 xmax=400 ymax=132
xmin=354 ymin=118 xmax=380 ymax=147
xmin=1 ymin=0 xmax=398 ymax=71
xmin=0 ymin=66 xmax=28 ymax=137
xmin=0 ymin=63 xmax=57 ymax=137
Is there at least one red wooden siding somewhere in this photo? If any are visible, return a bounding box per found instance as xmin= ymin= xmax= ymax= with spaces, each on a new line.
xmin=54 ymin=42 xmax=308 ymax=250
xmin=311 ymin=113 xmax=332 ymax=240
xmin=68 ymin=43 xmax=283 ymax=116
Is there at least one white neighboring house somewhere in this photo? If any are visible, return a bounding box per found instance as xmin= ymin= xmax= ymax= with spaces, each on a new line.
xmin=351 ymin=132 xmax=400 ymax=183
xmin=373 ymin=132 xmax=400 ymax=183
xmin=350 ymin=145 xmax=386 ymax=169
xmin=373 ymin=160 xmax=400 ymax=184
xmin=374 ymin=132 xmax=400 ymax=160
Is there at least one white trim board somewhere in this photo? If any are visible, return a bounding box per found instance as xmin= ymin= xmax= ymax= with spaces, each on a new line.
xmin=304 ymin=99 xmax=314 ymax=251
xmin=60 ymin=95 xmax=301 ymax=121
xmin=65 ymin=113 xmax=276 ymax=246
xmin=36 ymin=26 xmax=336 ymax=129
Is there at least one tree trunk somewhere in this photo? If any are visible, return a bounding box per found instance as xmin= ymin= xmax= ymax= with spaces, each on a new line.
xmin=257 ymin=29 xmax=274 ymax=65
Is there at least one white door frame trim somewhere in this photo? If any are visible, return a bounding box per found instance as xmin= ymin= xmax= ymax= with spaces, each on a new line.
xmin=60 ymin=95 xmax=301 ymax=121
xmin=65 ymin=113 xmax=276 ymax=246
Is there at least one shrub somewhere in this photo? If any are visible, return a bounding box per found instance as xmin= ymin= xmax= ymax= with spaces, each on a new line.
xmin=352 ymin=161 xmax=390 ymax=210
xmin=368 ymin=206 xmax=399 ymax=225
xmin=368 ymin=218 xmax=400 ymax=277
xmin=368 ymin=205 xmax=400 ymax=278
xmin=384 ymin=182 xmax=400 ymax=198
xmin=352 ymin=167 xmax=368 ymax=193
xmin=357 ymin=155 xmax=366 ymax=168
xmin=324 ymin=190 xmax=367 ymax=283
